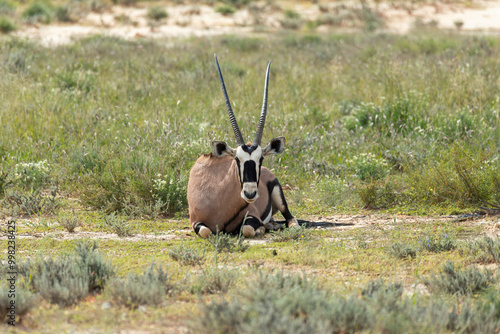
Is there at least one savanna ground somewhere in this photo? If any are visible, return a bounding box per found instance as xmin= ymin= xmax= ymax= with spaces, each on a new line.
xmin=1 ymin=0 xmax=500 ymax=333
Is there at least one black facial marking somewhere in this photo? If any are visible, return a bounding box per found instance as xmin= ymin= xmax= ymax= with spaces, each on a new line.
xmin=243 ymin=160 xmax=257 ymax=183
xmin=235 ymin=157 xmax=243 ymax=187
xmin=241 ymin=145 xmax=258 ymax=154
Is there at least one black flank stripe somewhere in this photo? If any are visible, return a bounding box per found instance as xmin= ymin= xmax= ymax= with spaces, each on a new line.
xmin=223 ymin=203 xmax=249 ymax=232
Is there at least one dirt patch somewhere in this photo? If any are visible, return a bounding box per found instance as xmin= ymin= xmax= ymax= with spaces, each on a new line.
xmin=12 ymin=1 xmax=500 ymax=47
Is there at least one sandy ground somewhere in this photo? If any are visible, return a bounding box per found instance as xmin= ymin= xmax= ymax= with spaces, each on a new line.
xmin=12 ymin=0 xmax=500 ymax=47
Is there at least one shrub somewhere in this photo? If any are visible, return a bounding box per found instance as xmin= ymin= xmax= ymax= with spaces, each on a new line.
xmin=0 ymin=284 xmax=37 ymax=324
xmin=0 ymin=16 xmax=15 ymax=33
xmin=270 ymin=225 xmax=311 ymax=242
xmin=106 ymin=262 xmax=169 ymax=308
xmin=3 ymin=188 xmax=60 ymax=216
xmin=387 ymin=241 xmax=418 ymax=259
xmin=147 ymin=6 xmax=168 ymax=21
xmin=216 ymin=4 xmax=236 ymax=16
xmin=167 ymin=246 xmax=206 ymax=266
xmin=460 ymin=236 xmax=500 ymax=264
xmin=21 ymin=242 xmax=114 ymax=306
xmin=0 ymin=0 xmax=15 ymax=15
xmin=207 ymin=232 xmax=248 ymax=253
xmin=103 ymin=212 xmax=133 ymax=237
xmin=21 ymin=1 xmax=53 ymax=24
xmin=191 ymin=267 xmax=239 ymax=294
xmin=13 ymin=160 xmax=51 ymax=190
xmin=419 ymin=231 xmax=457 ymax=253
xmin=57 ymin=210 xmax=82 ymax=232
xmin=424 ymin=261 xmax=496 ymax=295
xmin=348 ymin=153 xmax=390 ymax=182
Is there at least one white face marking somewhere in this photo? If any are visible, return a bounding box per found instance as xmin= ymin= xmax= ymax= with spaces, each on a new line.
xmin=235 ymin=146 xmax=263 ymax=203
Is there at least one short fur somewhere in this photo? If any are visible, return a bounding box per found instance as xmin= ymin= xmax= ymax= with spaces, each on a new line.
xmin=187 ymin=154 xmax=297 ymax=236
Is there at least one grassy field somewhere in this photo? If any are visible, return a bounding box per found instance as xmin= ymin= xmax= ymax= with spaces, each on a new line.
xmin=0 ymin=30 xmax=500 ymax=332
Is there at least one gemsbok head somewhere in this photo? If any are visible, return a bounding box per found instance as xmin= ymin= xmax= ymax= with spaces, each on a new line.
xmin=187 ymin=55 xmax=299 ymax=238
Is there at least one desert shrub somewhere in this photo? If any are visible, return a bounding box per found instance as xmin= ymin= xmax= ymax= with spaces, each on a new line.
xmin=57 ymin=210 xmax=82 ymax=232
xmin=425 ymin=261 xmax=496 ymax=295
xmin=21 ymin=1 xmax=53 ymax=24
xmin=0 ymin=0 xmax=15 ymax=15
xmin=281 ymin=10 xmax=302 ymax=30
xmin=419 ymin=231 xmax=457 ymax=253
xmin=216 ymin=4 xmax=236 ymax=15
xmin=0 ymin=284 xmax=37 ymax=324
xmin=3 ymin=188 xmax=60 ymax=216
xmin=190 ymin=271 xmax=370 ymax=333
xmin=80 ymin=158 xmax=188 ymax=217
xmin=21 ymin=242 xmax=114 ymax=306
xmin=460 ymin=236 xmax=500 ymax=264
xmin=207 ymin=232 xmax=248 ymax=253
xmin=106 ymin=262 xmax=169 ymax=308
xmin=147 ymin=6 xmax=168 ymax=21
xmin=111 ymin=0 xmax=136 ymax=6
xmin=191 ymin=267 xmax=239 ymax=294
xmin=13 ymin=160 xmax=51 ymax=190
xmin=0 ymin=16 xmax=15 ymax=33
xmin=270 ymin=225 xmax=311 ymax=242
xmin=167 ymin=246 xmax=206 ymax=266
xmin=0 ymin=170 xmax=11 ymax=198
xmin=348 ymin=153 xmax=390 ymax=182
xmin=103 ymin=212 xmax=133 ymax=237
xmin=220 ymin=36 xmax=262 ymax=52
xmin=387 ymin=241 xmax=418 ymax=259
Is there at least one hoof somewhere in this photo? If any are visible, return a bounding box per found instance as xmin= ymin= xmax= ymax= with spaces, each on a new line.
xmin=255 ymin=226 xmax=266 ymax=235
xmin=242 ymin=225 xmax=256 ymax=238
xmin=287 ymin=218 xmax=300 ymax=228
xmin=198 ymin=226 xmax=212 ymax=239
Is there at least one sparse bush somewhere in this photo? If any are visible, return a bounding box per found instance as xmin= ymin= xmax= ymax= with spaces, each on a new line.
xmin=22 ymin=1 xmax=53 ymax=24
xmin=57 ymin=211 xmax=82 ymax=232
xmin=281 ymin=10 xmax=302 ymax=30
xmin=13 ymin=160 xmax=51 ymax=190
xmin=207 ymin=231 xmax=248 ymax=253
xmin=3 ymin=188 xmax=60 ymax=216
xmin=216 ymin=4 xmax=236 ymax=16
xmin=270 ymin=225 xmax=311 ymax=242
xmin=419 ymin=231 xmax=457 ymax=253
xmin=104 ymin=212 xmax=133 ymax=237
xmin=167 ymin=246 xmax=206 ymax=266
xmin=147 ymin=6 xmax=168 ymax=21
xmin=0 ymin=0 xmax=15 ymax=15
xmin=460 ymin=236 xmax=500 ymax=264
xmin=21 ymin=242 xmax=114 ymax=306
xmin=0 ymin=284 xmax=37 ymax=324
xmin=425 ymin=261 xmax=496 ymax=295
xmin=387 ymin=241 xmax=418 ymax=259
xmin=0 ymin=16 xmax=15 ymax=33
xmin=107 ymin=262 xmax=169 ymax=308
xmin=191 ymin=267 xmax=239 ymax=294
xmin=348 ymin=153 xmax=390 ymax=182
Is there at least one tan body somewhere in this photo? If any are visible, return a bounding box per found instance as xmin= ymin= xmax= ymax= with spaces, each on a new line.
xmin=188 ymin=154 xmax=295 ymax=236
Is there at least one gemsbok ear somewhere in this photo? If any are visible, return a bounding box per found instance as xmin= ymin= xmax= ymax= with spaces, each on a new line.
xmin=263 ymin=137 xmax=285 ymax=156
xmin=212 ymin=141 xmax=236 ymax=157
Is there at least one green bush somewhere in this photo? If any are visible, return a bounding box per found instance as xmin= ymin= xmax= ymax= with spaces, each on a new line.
xmin=216 ymin=4 xmax=236 ymax=16
xmin=57 ymin=210 xmax=82 ymax=232
xmin=147 ymin=6 xmax=168 ymax=21
xmin=0 ymin=284 xmax=37 ymax=324
xmin=207 ymin=231 xmax=248 ymax=253
xmin=21 ymin=242 xmax=114 ymax=306
xmin=167 ymin=246 xmax=206 ymax=266
xmin=191 ymin=267 xmax=239 ymax=294
xmin=106 ymin=262 xmax=169 ymax=308
xmin=22 ymin=1 xmax=53 ymax=24
xmin=387 ymin=241 xmax=418 ymax=259
xmin=460 ymin=236 xmax=500 ymax=264
xmin=270 ymin=225 xmax=311 ymax=242
xmin=103 ymin=212 xmax=133 ymax=237
xmin=425 ymin=261 xmax=496 ymax=295
xmin=2 ymin=188 xmax=60 ymax=216
xmin=0 ymin=0 xmax=15 ymax=15
xmin=0 ymin=16 xmax=15 ymax=33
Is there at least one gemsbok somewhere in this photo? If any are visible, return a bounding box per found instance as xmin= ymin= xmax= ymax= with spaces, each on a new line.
xmin=187 ymin=55 xmax=299 ymax=238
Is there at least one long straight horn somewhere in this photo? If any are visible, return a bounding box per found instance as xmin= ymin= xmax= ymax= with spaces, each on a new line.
xmin=253 ymin=61 xmax=271 ymax=146
xmin=214 ymin=54 xmax=245 ymax=146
